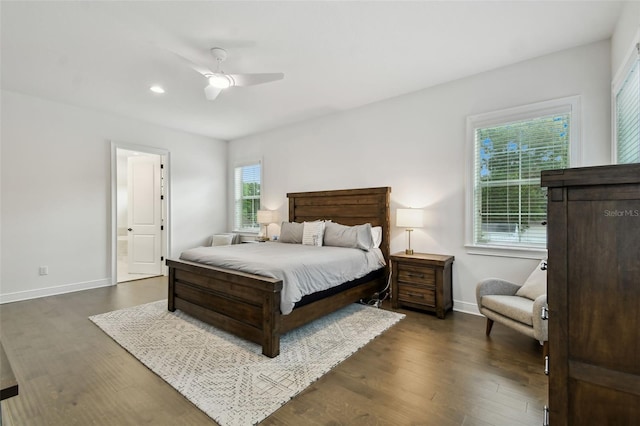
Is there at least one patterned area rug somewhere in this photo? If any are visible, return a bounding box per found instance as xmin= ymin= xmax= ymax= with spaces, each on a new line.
xmin=89 ymin=300 xmax=404 ymax=426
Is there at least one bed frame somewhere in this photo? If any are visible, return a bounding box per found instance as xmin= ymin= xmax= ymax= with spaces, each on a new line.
xmin=166 ymin=186 xmax=391 ymax=357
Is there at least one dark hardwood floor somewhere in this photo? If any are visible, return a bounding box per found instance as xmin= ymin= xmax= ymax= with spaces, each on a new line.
xmin=0 ymin=277 xmax=547 ymax=425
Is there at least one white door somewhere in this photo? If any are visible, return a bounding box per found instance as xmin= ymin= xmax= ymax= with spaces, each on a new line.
xmin=127 ymin=155 xmax=162 ymax=275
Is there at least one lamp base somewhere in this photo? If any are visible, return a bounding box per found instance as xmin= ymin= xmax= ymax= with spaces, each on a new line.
xmin=405 ymin=249 xmax=414 ymax=255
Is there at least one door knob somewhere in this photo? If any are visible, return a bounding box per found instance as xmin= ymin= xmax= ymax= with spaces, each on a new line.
xmin=127 ymin=228 xmax=133 ymax=231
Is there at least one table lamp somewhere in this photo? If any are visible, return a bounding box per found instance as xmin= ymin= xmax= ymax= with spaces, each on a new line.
xmin=396 ymin=208 xmax=424 ymax=255
xmin=257 ymin=210 xmax=279 ymax=242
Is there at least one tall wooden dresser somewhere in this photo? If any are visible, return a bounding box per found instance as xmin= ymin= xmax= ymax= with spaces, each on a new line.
xmin=541 ymin=164 xmax=640 ymax=425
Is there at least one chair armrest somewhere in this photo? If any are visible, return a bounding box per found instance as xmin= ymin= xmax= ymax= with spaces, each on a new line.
xmin=532 ymin=294 xmax=548 ymax=343
xmin=476 ymin=278 xmax=521 ymax=312
xmin=476 ymin=278 xmax=521 ymax=297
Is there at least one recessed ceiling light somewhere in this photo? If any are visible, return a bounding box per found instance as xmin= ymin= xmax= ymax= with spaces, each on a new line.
xmin=150 ymin=85 xmax=165 ymax=94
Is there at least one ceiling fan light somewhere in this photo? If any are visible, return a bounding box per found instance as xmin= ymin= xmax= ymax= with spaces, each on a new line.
xmin=208 ymin=74 xmax=232 ymax=89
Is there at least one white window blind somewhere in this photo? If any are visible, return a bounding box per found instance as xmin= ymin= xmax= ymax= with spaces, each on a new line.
xmin=470 ymin=107 xmax=572 ymax=250
xmin=233 ymin=162 xmax=261 ymax=231
xmin=615 ymin=48 xmax=640 ymax=164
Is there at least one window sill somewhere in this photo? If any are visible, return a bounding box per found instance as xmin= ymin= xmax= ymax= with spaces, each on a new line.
xmin=465 ymin=244 xmax=547 ymax=260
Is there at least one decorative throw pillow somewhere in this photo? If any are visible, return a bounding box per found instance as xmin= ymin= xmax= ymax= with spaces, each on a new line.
xmin=302 ymin=221 xmax=325 ymax=246
xmin=323 ymin=222 xmax=373 ymax=251
xmin=279 ymin=222 xmax=304 ymax=244
xmin=515 ymin=260 xmax=547 ymax=300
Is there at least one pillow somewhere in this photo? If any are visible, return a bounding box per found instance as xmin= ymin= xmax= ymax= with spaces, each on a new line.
xmin=515 ymin=260 xmax=547 ymax=300
xmin=302 ymin=221 xmax=325 ymax=246
xmin=323 ymin=222 xmax=373 ymax=251
xmin=370 ymin=226 xmax=382 ymax=249
xmin=211 ymin=234 xmax=234 ymax=246
xmin=280 ymin=222 xmax=304 ymax=244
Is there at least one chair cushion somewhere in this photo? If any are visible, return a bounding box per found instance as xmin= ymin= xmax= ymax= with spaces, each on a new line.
xmin=482 ymin=295 xmax=534 ymax=326
xmin=211 ymin=234 xmax=234 ymax=246
xmin=515 ymin=260 xmax=547 ymax=300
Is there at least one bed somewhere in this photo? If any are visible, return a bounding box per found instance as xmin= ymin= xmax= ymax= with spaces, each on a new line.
xmin=166 ymin=186 xmax=391 ymax=357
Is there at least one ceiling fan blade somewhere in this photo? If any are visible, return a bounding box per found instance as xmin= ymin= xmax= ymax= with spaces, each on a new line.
xmin=229 ymin=73 xmax=284 ymax=87
xmin=165 ymin=47 xmax=213 ymax=77
xmin=204 ymin=85 xmax=222 ymax=101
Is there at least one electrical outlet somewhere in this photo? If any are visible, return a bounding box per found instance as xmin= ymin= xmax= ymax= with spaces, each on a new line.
xmin=39 ymin=266 xmax=48 ymax=275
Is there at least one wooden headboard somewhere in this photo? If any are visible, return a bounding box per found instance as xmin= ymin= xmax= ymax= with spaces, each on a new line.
xmin=286 ymin=187 xmax=391 ymax=265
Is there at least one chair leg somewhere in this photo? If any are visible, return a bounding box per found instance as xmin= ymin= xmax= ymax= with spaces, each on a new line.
xmin=485 ymin=318 xmax=494 ymax=336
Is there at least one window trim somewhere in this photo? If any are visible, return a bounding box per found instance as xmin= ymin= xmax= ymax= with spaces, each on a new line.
xmin=612 ymin=30 xmax=640 ymax=164
xmin=465 ymin=96 xmax=582 ymax=258
xmin=232 ymin=159 xmax=263 ymax=233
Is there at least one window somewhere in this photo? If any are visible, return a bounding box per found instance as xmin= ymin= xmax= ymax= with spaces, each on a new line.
xmin=233 ymin=162 xmax=261 ymax=232
xmin=466 ymin=97 xmax=580 ymax=256
xmin=614 ymin=43 xmax=640 ymax=164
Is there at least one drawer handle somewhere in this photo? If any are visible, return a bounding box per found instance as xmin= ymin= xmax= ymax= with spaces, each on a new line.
xmin=406 ymin=292 xmax=424 ymax=298
xmin=544 ymin=355 xmax=549 ymax=375
xmin=408 ymin=273 xmax=425 ymax=279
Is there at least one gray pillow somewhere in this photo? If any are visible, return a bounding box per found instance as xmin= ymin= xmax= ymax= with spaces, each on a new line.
xmin=279 ymin=222 xmax=304 ymax=244
xmin=323 ymin=222 xmax=373 ymax=251
xmin=515 ymin=260 xmax=547 ymax=300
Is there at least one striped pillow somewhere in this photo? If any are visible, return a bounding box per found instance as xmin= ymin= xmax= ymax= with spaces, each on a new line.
xmin=302 ymin=221 xmax=325 ymax=246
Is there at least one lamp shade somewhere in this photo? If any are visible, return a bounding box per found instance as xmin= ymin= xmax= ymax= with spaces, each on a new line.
xmin=257 ymin=210 xmax=279 ymax=225
xmin=396 ymin=208 xmax=424 ymax=228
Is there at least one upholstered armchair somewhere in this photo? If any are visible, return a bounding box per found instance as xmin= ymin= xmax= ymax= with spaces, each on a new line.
xmin=210 ymin=233 xmax=240 ymax=246
xmin=476 ymin=260 xmax=548 ymax=354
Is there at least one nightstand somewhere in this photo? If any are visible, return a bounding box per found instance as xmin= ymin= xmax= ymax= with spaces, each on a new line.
xmin=390 ymin=252 xmax=454 ymax=319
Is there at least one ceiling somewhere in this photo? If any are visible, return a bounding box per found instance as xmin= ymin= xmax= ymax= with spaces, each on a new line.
xmin=1 ymin=1 xmax=624 ymax=141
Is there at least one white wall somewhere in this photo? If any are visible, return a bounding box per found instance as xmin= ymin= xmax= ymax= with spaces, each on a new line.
xmin=611 ymin=1 xmax=640 ymax=77
xmin=229 ymin=40 xmax=612 ymax=314
xmin=0 ymin=90 xmax=228 ymax=303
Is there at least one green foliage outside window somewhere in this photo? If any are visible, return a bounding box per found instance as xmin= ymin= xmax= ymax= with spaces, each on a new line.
xmin=240 ymin=181 xmax=260 ymax=229
xmin=475 ymin=114 xmax=570 ymax=246
xmin=234 ymin=163 xmax=261 ymax=231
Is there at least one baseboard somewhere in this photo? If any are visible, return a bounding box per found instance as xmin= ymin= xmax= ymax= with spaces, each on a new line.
xmin=452 ymin=299 xmax=482 ymax=316
xmin=0 ymin=278 xmax=113 ymax=304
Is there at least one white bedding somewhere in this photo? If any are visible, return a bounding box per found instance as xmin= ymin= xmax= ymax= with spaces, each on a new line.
xmin=179 ymin=242 xmax=386 ymax=315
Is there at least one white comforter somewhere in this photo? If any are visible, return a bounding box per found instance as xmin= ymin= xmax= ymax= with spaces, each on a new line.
xmin=179 ymin=242 xmax=385 ymax=315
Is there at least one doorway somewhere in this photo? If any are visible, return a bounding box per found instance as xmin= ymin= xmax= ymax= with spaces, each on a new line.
xmin=111 ymin=143 xmax=169 ymax=284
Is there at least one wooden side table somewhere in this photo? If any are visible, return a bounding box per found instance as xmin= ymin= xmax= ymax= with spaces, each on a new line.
xmin=1 ymin=341 xmax=19 ymax=401
xmin=390 ymin=252 xmax=454 ymax=319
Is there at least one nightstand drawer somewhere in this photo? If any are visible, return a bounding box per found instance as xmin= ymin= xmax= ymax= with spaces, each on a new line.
xmin=398 ymin=284 xmax=435 ymax=307
xmin=397 ymin=264 xmax=435 ymax=286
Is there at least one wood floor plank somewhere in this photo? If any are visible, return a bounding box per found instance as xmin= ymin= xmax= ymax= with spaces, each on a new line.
xmin=0 ymin=277 xmax=546 ymax=425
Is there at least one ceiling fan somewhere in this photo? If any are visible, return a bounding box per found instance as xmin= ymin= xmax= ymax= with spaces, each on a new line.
xmin=187 ymin=47 xmax=284 ymax=101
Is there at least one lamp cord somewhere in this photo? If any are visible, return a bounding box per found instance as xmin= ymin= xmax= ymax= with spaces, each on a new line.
xmin=361 ymin=261 xmax=392 ymax=308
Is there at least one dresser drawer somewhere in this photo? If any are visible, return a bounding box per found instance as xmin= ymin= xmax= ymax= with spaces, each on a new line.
xmin=397 ymin=284 xmax=436 ymax=307
xmin=397 ymin=264 xmax=435 ymax=287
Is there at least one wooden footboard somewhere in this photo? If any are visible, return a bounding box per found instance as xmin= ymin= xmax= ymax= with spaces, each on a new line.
xmin=167 ymin=258 xmax=283 ymax=357
xmin=167 ymin=259 xmax=386 ymax=357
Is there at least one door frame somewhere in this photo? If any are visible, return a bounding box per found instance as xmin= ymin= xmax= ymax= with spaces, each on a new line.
xmin=110 ymin=141 xmax=171 ymax=285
